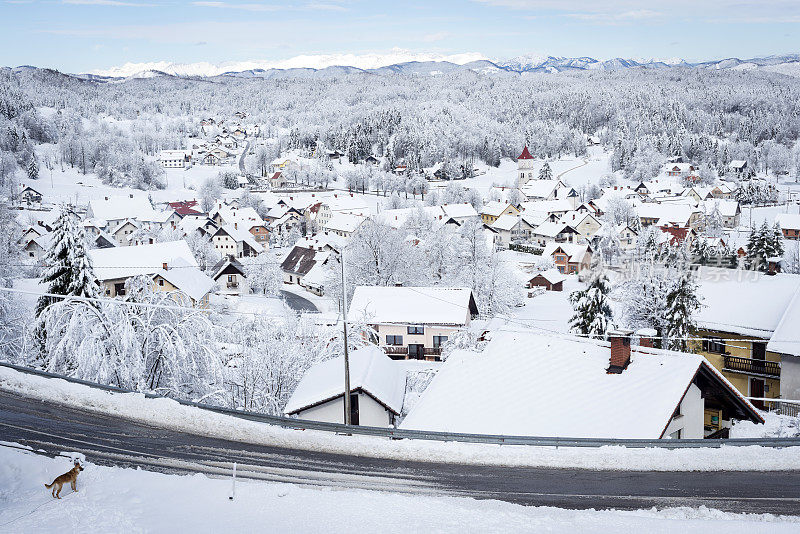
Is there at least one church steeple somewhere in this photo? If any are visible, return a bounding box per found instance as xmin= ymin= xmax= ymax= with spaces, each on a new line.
xmin=517 ymin=146 xmax=535 ymax=189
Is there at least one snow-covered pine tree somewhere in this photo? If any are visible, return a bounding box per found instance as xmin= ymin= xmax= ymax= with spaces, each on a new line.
xmin=27 ymin=155 xmax=38 ymax=181
xmin=35 ymin=205 xmax=99 ymax=317
xmin=664 ymin=269 xmax=701 ymax=352
xmin=769 ymin=222 xmax=785 ymax=260
xmin=568 ymin=258 xmax=613 ymax=339
xmin=538 ymin=162 xmax=552 ymax=180
xmin=745 ymin=222 xmax=768 ymax=271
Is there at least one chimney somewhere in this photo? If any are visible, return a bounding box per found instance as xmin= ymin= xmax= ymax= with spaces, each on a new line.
xmin=105 ymin=197 xmax=109 ymax=201
xmin=162 ymin=262 xmax=168 ymax=271
xmin=129 ymin=193 xmax=134 ymax=199
xmin=607 ymin=329 xmax=633 ymax=374
xmin=635 ymin=328 xmax=657 ymax=348
xmin=234 ymin=222 xmax=238 ymax=230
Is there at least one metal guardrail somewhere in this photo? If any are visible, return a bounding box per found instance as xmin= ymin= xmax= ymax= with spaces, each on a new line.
xmin=2 ymin=360 xmax=800 ymax=449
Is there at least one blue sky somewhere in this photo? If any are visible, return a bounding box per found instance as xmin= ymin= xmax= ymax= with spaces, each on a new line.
xmin=2 ymin=0 xmax=799 ymax=74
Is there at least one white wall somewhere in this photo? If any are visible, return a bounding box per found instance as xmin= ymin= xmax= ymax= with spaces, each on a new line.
xmin=296 ymin=392 xmax=393 ymax=427
xmin=662 ymin=383 xmax=705 ymax=439
xmin=780 ymin=355 xmax=800 ymax=400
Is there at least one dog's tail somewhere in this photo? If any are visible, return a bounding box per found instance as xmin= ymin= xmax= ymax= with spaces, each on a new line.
xmin=44 ymin=482 xmax=53 ymax=488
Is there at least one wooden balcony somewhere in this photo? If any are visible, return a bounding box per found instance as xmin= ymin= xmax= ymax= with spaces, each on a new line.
xmin=226 ymin=282 xmax=239 ymax=289
xmin=382 ymin=346 xmax=407 ymax=355
xmin=381 ymin=346 xmax=443 ymax=359
xmin=723 ymin=355 xmax=780 ymax=378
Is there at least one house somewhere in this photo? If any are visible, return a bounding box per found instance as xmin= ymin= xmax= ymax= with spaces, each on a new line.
xmin=559 ymin=211 xmax=601 ymax=241
xmin=211 ymin=255 xmax=249 ymax=295
xmin=730 ymin=160 xmax=748 ymax=176
xmin=284 ymin=346 xmax=406 ymax=427
xmin=268 ymin=171 xmax=286 ymax=188
xmin=150 ymin=257 xmax=214 ymax=307
xmin=110 ymin=219 xmax=140 ymax=246
xmin=19 ymin=185 xmax=43 ymax=204
xmin=157 ymin=150 xmax=188 ymax=169
xmin=441 ymin=203 xmax=479 ymax=224
xmin=776 ymin=214 xmax=800 ymax=240
xmin=211 ymin=223 xmax=264 ymax=258
xmin=400 ymin=329 xmax=763 ymax=439
xmin=705 ymin=199 xmax=741 ymax=228
xmin=665 ymin=163 xmax=697 ymax=178
xmin=526 ymin=269 xmax=566 ymax=291
xmin=88 ymin=240 xmax=198 ymax=297
xmin=87 ymin=195 xmax=157 ymax=229
xmin=492 ymin=214 xmax=537 ymax=247
xmin=92 ymin=231 xmax=117 ymax=249
xmin=480 ymin=202 xmax=519 ymax=224
xmin=348 ymin=286 xmax=478 ymax=361
xmin=324 ymin=213 xmax=367 ymax=238
xmin=543 ymin=242 xmax=592 ymax=274
xmin=521 ymin=180 xmax=575 ymax=204
xmin=23 ymin=233 xmax=53 ymax=262
xmin=693 ymin=267 xmax=800 ymax=403
xmin=530 ymin=222 xmax=580 ymax=248
xmin=280 ymin=245 xmax=330 ymax=286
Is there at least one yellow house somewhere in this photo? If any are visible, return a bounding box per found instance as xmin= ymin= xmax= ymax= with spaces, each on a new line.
xmin=693 ymin=267 xmax=800 ymax=407
xmin=480 ymin=202 xmax=520 ymax=224
xmin=151 ymin=262 xmax=214 ymax=308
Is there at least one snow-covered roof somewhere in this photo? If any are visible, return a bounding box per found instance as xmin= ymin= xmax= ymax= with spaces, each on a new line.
xmin=401 ymin=329 xmax=759 ymax=438
xmin=521 ymin=180 xmax=561 ymax=199
xmin=730 ymin=160 xmax=747 ymax=169
xmin=532 ymin=221 xmax=573 ymax=238
xmin=378 ymin=206 xmax=445 ymax=229
xmin=703 ymin=199 xmax=740 ymax=218
xmin=284 ymin=346 xmax=406 ymax=416
xmin=139 ymin=210 xmax=178 ymax=224
xmin=542 ymin=242 xmax=591 ymax=262
xmin=480 ymin=201 xmax=512 ymax=217
xmin=152 ymin=258 xmax=215 ymax=302
xmin=520 ymin=199 xmax=572 ymax=216
xmin=776 ymin=214 xmax=800 ymax=231
xmin=531 ymin=268 xmax=567 ymax=285
xmin=767 ymin=286 xmax=800 ymax=357
xmin=441 ymin=203 xmax=478 ymax=219
xmin=349 ymin=286 xmax=477 ymax=326
xmin=695 ymin=267 xmax=800 ymax=338
xmin=89 ymin=196 xmax=157 ymax=222
xmin=491 ymin=214 xmax=520 ymax=232
xmin=636 ymin=203 xmax=695 ymax=225
xmin=325 ymin=213 xmax=367 ymax=234
xmin=215 ymin=224 xmax=264 ymax=253
xmin=88 ymin=240 xmax=198 ymax=281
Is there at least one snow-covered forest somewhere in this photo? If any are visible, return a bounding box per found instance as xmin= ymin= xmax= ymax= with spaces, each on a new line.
xmin=2 ymin=67 xmax=800 ymax=194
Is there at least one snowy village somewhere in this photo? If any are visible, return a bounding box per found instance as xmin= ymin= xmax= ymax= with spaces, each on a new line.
xmin=3 ymin=2 xmax=800 ymax=531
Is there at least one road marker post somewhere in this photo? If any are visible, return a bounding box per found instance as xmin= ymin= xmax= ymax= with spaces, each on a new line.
xmin=229 ymin=462 xmax=236 ymax=501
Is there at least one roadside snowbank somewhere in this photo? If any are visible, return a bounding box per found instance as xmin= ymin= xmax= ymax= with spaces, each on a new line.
xmin=2 ymin=448 xmax=798 ymax=533
xmin=2 ymin=366 xmax=800 ymax=472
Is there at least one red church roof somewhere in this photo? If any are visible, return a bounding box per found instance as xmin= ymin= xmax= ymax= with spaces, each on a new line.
xmin=518 ymin=146 xmax=534 ymax=160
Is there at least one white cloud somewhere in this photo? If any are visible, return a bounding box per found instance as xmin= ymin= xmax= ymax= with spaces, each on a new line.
xmin=191 ymin=0 xmax=347 ymax=12
xmin=89 ymin=48 xmax=489 ymax=76
xmin=191 ymin=1 xmax=283 ymax=11
xmin=422 ymin=32 xmax=449 ymax=43
xmin=567 ymin=9 xmax=662 ymax=24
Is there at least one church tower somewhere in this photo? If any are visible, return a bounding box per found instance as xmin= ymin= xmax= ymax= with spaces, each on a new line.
xmin=517 ymin=146 xmax=535 ymax=189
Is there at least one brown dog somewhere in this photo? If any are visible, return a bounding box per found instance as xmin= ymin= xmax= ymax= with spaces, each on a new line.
xmin=45 ymin=461 xmax=84 ymax=499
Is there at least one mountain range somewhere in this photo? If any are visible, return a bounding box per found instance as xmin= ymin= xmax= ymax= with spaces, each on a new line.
xmin=8 ymin=54 xmax=800 ymax=82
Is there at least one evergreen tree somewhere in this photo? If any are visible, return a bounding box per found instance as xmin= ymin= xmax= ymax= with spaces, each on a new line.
xmin=35 ymin=206 xmax=99 ymax=318
xmin=568 ymin=260 xmax=613 ymax=339
xmin=538 ymin=162 xmax=552 ymax=180
xmin=769 ymin=222 xmax=785 ymax=260
xmin=27 ymin=155 xmax=38 ymax=181
xmin=664 ymin=269 xmax=701 ymax=352
xmin=745 ymin=222 xmax=768 ymax=271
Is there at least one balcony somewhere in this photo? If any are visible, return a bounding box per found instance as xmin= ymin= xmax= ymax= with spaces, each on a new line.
xmin=226 ymin=282 xmax=239 ymax=289
xmin=723 ymin=355 xmax=780 ymax=378
xmin=380 ymin=346 xmax=442 ymax=359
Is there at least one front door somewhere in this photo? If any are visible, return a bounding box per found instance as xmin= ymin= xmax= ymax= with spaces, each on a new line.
xmin=408 ymin=344 xmax=424 ymax=360
xmin=750 ymin=378 xmax=765 ymax=410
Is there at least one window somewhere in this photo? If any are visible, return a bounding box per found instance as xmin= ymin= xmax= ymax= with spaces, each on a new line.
xmin=433 ymin=335 xmax=448 ymax=348
xmin=158 ymin=279 xmax=164 ymax=287
xmin=702 ymin=337 xmax=726 ymax=354
xmin=752 ymin=342 xmax=766 ymax=361
xmin=228 ymin=275 xmax=234 ymax=283
xmin=407 ymin=326 xmax=424 ymax=335
xmin=386 ymin=335 xmax=403 ymax=346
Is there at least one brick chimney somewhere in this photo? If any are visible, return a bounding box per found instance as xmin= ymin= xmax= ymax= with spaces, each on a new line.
xmin=607 ymin=329 xmax=633 ymax=374
xmin=635 ymin=328 xmax=657 ymax=348
xmin=162 ymin=262 xmax=168 ymax=270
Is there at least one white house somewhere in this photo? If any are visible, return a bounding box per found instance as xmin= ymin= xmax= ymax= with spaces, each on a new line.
xmin=88 ymin=195 xmax=157 ymax=229
xmin=348 ymin=286 xmax=478 ymax=361
xmin=284 ymin=346 xmax=406 ymax=427
xmin=401 ymin=329 xmax=763 ymax=439
xmin=211 ymin=223 xmax=264 ymax=258
xmin=88 ymin=240 xmax=198 ymax=297
xmin=324 ymin=213 xmax=367 ymax=238
xmin=158 ymin=150 xmax=188 ymax=169
xmin=211 ymin=255 xmax=249 ymax=295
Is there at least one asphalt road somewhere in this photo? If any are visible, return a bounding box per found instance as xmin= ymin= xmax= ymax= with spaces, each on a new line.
xmin=280 ymin=289 xmax=318 ymax=312
xmin=2 ymin=390 xmax=800 ymax=514
xmin=238 ymin=139 xmax=252 ymax=173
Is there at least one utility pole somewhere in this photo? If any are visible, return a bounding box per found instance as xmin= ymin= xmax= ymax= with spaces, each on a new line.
xmin=340 ymin=248 xmax=352 ymax=426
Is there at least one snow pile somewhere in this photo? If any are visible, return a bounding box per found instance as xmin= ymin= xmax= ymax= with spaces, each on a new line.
xmin=731 ymin=411 xmax=800 ymax=438
xmin=2 ymin=447 xmax=800 ymax=533
xmin=2 ymin=365 xmax=800 ymax=471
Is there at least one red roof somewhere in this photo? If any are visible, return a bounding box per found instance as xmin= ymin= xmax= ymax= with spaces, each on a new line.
xmin=518 ymin=146 xmax=534 ymax=160
xmin=659 ymin=225 xmax=692 ymax=245
xmin=168 ymin=200 xmax=202 ymax=216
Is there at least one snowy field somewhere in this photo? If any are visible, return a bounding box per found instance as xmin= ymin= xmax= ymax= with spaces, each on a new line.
xmin=3 ymin=448 xmax=799 ymax=534
xmin=2 ymin=365 xmax=800 ymax=472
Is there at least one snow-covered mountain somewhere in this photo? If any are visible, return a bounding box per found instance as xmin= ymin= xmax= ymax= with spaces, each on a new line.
xmin=12 ymin=53 xmax=799 ymax=82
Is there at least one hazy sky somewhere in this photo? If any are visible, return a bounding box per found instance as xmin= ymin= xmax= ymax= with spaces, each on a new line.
xmin=2 ymin=0 xmax=799 ymax=73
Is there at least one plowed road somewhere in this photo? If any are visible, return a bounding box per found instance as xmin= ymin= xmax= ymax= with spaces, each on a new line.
xmin=2 ymin=390 xmax=799 ymax=514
